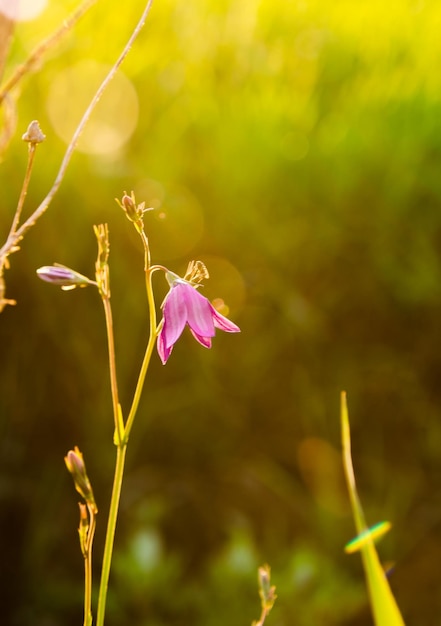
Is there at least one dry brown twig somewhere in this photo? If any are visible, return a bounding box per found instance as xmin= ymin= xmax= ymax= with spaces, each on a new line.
xmin=0 ymin=11 xmax=14 ymax=82
xmin=0 ymin=0 xmax=155 ymax=313
xmin=0 ymin=0 xmax=98 ymax=155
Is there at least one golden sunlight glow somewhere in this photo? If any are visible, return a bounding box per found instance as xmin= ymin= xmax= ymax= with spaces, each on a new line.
xmin=0 ymin=0 xmax=47 ymax=21
xmin=202 ymin=256 xmax=246 ymax=316
xmin=46 ymin=61 xmax=139 ymax=155
xmin=145 ymin=185 xmax=205 ymax=260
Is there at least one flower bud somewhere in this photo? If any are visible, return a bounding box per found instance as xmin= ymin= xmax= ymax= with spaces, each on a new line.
xmin=65 ymin=447 xmax=97 ymax=513
xmin=116 ymin=190 xmax=152 ymax=223
xmin=36 ymin=264 xmax=96 ymax=290
xmin=22 ymin=120 xmax=46 ymax=144
xmin=258 ymin=565 xmax=276 ymax=609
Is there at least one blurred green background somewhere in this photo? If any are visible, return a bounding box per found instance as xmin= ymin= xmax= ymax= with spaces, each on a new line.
xmin=2 ymin=0 xmax=441 ymax=624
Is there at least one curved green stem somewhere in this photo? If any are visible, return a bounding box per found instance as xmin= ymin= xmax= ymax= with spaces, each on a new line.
xmin=123 ymin=266 xmax=159 ymax=442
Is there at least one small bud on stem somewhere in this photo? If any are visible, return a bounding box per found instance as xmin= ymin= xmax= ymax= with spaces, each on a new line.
xmin=36 ymin=264 xmax=96 ymax=290
xmin=22 ymin=120 xmax=46 ymax=145
xmin=116 ymin=190 xmax=153 ymax=225
xmin=65 ymin=447 xmax=97 ymax=513
xmin=252 ymin=565 xmax=277 ymax=626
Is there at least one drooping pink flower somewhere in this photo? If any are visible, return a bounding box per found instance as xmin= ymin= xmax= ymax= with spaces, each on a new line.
xmin=157 ymin=275 xmax=240 ymax=364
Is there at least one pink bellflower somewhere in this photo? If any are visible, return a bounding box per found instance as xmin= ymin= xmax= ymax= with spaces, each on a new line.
xmin=157 ymin=272 xmax=240 ymax=364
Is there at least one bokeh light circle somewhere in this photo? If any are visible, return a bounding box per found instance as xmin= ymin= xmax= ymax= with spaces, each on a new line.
xmin=46 ymin=61 xmax=139 ymax=155
xmin=0 ymin=0 xmax=47 ymax=21
xmin=200 ymin=255 xmax=246 ymax=317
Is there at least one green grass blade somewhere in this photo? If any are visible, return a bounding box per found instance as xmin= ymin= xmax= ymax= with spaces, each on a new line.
xmin=341 ymin=391 xmax=405 ymax=626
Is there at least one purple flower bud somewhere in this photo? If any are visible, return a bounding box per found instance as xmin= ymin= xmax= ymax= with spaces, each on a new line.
xmin=157 ymin=276 xmax=240 ymax=364
xmin=65 ymin=447 xmax=97 ymax=513
xmin=36 ymin=265 xmax=96 ymax=290
xmin=116 ymin=190 xmax=151 ymax=223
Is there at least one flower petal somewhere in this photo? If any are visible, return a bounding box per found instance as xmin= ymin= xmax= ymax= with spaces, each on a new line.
xmin=157 ymin=329 xmax=173 ymax=364
xmin=189 ymin=329 xmax=212 ymax=348
xmin=181 ymin=283 xmax=215 ymax=338
xmin=209 ymin=304 xmax=241 ymax=333
xmin=161 ymin=284 xmax=188 ymax=348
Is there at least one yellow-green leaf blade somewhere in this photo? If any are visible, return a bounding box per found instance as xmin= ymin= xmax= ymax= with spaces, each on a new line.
xmin=341 ymin=391 xmax=405 ymax=626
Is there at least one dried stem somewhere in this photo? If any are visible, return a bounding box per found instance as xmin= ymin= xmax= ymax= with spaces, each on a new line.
xmin=0 ymin=12 xmax=14 ymax=85
xmin=0 ymin=91 xmax=17 ymax=157
xmin=0 ymin=0 xmax=154 ymax=311
xmin=0 ymin=0 xmax=98 ymax=105
xmin=102 ymin=295 xmax=123 ymax=445
xmin=8 ymin=142 xmax=38 ymax=239
xmin=0 ymin=131 xmax=40 ymax=312
xmin=0 ymin=0 xmax=97 ymax=158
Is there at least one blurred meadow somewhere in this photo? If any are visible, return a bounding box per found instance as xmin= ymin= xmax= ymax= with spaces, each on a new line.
xmin=1 ymin=0 xmax=441 ymax=624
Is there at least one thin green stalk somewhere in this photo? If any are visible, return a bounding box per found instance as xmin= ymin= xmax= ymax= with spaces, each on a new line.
xmin=254 ymin=607 xmax=269 ymax=626
xmin=95 ymin=204 xmax=159 ymax=624
xmin=94 ymin=221 xmax=126 ymax=626
xmin=96 ymin=444 xmax=127 ymax=626
xmin=95 ymin=266 xmax=156 ymax=624
xmin=84 ymin=506 xmax=97 ymax=626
